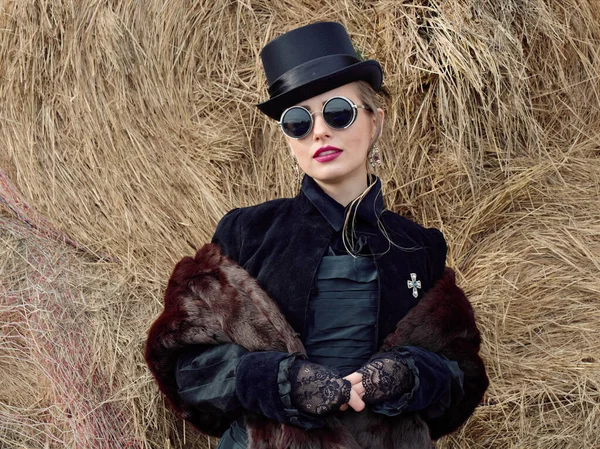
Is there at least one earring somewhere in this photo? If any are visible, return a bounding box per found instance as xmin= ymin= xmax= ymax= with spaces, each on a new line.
xmin=369 ymin=145 xmax=382 ymax=168
xmin=293 ymin=158 xmax=300 ymax=181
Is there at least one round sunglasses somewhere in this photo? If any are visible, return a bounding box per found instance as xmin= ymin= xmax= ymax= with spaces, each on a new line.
xmin=278 ymin=96 xmax=371 ymax=139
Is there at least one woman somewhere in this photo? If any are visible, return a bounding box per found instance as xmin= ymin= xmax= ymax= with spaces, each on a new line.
xmin=145 ymin=22 xmax=488 ymax=449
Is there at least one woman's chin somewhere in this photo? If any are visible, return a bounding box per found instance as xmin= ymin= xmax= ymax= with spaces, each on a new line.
xmin=306 ymin=165 xmax=367 ymax=186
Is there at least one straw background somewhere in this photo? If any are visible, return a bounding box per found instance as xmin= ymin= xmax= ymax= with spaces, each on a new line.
xmin=1 ymin=1 xmax=599 ymax=448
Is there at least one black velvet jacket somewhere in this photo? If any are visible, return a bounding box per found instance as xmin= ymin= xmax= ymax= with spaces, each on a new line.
xmin=146 ymin=175 xmax=488 ymax=448
xmin=212 ymin=176 xmax=447 ymax=348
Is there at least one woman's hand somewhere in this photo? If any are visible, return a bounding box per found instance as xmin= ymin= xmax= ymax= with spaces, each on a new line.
xmin=340 ymin=372 xmax=366 ymax=412
xmin=290 ymin=360 xmax=352 ymax=416
xmin=353 ymin=356 xmax=415 ymax=405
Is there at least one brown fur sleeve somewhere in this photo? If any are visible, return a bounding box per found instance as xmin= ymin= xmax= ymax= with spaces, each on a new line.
xmin=381 ymin=268 xmax=480 ymax=351
xmin=144 ymin=243 xmax=304 ymax=435
xmin=380 ymin=268 xmax=489 ymax=439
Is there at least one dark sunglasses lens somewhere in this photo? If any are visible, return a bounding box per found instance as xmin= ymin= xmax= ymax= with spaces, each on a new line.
xmin=323 ymin=98 xmax=354 ymax=129
xmin=281 ymin=108 xmax=312 ymax=138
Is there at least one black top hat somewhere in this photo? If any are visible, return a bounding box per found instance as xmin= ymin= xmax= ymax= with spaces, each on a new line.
xmin=257 ymin=22 xmax=383 ymax=120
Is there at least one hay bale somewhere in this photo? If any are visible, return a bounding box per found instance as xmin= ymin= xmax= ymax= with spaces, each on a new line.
xmin=1 ymin=0 xmax=599 ymax=447
xmin=0 ymin=216 xmax=217 ymax=448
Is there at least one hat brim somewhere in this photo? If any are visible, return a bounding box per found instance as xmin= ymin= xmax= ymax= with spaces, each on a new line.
xmin=256 ymin=60 xmax=382 ymax=120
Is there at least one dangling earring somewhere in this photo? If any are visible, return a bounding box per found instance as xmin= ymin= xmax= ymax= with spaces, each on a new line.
xmin=369 ymin=145 xmax=382 ymax=169
xmin=293 ymin=158 xmax=300 ymax=181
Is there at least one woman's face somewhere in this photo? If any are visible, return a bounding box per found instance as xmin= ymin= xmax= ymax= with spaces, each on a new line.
xmin=283 ymin=82 xmax=383 ymax=188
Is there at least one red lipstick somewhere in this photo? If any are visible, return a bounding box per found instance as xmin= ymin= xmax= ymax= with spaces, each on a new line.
xmin=313 ymin=146 xmax=342 ymax=163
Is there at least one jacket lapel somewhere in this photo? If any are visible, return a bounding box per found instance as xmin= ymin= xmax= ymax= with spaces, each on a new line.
xmin=245 ymin=192 xmax=333 ymax=336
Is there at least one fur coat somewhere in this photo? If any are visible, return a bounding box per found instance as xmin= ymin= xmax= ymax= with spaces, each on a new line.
xmin=145 ymin=243 xmax=488 ymax=449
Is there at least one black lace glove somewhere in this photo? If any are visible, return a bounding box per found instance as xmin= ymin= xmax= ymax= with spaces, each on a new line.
xmin=290 ymin=360 xmax=352 ymax=416
xmin=357 ymin=353 xmax=415 ymax=405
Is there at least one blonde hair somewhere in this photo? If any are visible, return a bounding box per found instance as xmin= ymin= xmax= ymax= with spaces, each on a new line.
xmin=355 ymin=80 xmax=384 ymax=155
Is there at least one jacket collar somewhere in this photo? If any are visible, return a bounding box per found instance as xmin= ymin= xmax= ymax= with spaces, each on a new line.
xmin=300 ymin=175 xmax=384 ymax=232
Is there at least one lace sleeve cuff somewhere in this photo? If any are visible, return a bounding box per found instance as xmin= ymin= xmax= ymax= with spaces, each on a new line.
xmin=277 ymin=355 xmax=325 ymax=429
xmin=372 ymin=346 xmax=465 ymax=419
xmin=369 ymin=349 xmax=420 ymax=416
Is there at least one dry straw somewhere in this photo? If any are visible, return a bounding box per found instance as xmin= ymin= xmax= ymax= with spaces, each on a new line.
xmin=1 ymin=0 xmax=599 ymax=448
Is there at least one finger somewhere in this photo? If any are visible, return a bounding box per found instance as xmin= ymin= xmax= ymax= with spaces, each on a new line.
xmin=339 ymin=403 xmax=349 ymax=412
xmin=348 ymin=388 xmax=365 ymax=412
xmin=350 ymin=382 xmax=364 ymax=397
xmin=353 ymin=381 xmax=366 ymax=397
xmin=344 ymin=372 xmax=363 ymax=386
xmin=346 ymin=373 xmax=365 ymax=396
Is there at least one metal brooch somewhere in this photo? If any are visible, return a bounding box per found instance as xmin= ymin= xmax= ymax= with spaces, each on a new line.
xmin=407 ymin=273 xmax=422 ymax=298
